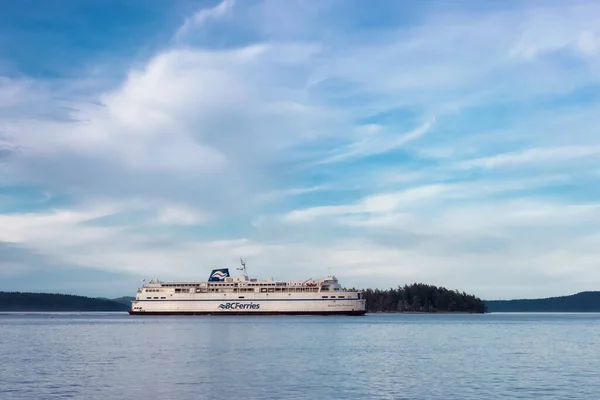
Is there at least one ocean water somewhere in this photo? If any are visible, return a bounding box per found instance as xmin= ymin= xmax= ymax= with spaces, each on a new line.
xmin=0 ymin=313 xmax=598 ymax=399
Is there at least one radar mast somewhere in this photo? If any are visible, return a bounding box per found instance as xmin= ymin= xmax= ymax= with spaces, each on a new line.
xmin=237 ymin=258 xmax=249 ymax=279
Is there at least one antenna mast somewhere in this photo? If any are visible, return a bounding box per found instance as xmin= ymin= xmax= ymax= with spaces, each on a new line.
xmin=239 ymin=258 xmax=249 ymax=279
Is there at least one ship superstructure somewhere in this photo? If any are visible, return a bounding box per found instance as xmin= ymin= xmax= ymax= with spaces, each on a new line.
xmin=129 ymin=260 xmax=366 ymax=315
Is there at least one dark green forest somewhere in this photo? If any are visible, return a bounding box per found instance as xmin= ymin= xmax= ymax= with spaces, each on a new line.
xmin=0 ymin=292 xmax=129 ymax=312
xmin=109 ymin=296 xmax=136 ymax=306
xmin=360 ymin=283 xmax=487 ymax=313
xmin=485 ymin=291 xmax=600 ymax=312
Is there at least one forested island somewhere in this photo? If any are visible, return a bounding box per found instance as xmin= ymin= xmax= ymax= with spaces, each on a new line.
xmin=360 ymin=283 xmax=487 ymax=313
xmin=0 ymin=292 xmax=129 ymax=312
xmin=485 ymin=291 xmax=600 ymax=312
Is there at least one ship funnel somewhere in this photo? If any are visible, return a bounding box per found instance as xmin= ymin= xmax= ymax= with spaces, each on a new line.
xmin=208 ymin=268 xmax=230 ymax=281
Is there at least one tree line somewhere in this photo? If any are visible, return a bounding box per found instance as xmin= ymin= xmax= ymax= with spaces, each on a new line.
xmin=0 ymin=292 xmax=129 ymax=312
xmin=485 ymin=291 xmax=600 ymax=312
xmin=359 ymin=283 xmax=487 ymax=313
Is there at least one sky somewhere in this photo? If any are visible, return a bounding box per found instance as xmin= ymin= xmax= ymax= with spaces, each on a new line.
xmin=1 ymin=0 xmax=600 ymax=300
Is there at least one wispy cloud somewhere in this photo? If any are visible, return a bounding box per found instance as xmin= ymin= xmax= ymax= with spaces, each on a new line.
xmin=285 ymin=185 xmax=450 ymax=223
xmin=175 ymin=0 xmax=235 ymax=41
xmin=316 ymin=117 xmax=435 ymax=165
xmin=257 ymin=185 xmax=332 ymax=205
xmin=284 ymin=174 xmax=580 ymax=226
xmin=157 ymin=205 xmax=208 ymax=225
xmin=459 ymin=145 xmax=600 ymax=169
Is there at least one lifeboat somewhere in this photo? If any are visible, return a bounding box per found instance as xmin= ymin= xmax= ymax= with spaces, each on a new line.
xmin=305 ymin=283 xmax=318 ymax=287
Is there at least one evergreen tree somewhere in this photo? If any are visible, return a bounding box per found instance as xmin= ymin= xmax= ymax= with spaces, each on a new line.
xmin=359 ymin=283 xmax=487 ymax=313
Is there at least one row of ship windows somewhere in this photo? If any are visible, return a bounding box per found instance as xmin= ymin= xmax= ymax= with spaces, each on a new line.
xmin=145 ymin=288 xmax=344 ymax=294
xmin=144 ymin=296 xmax=346 ymax=300
xmin=155 ymin=283 xmax=333 ymax=288
xmin=173 ymin=288 xmax=334 ymax=293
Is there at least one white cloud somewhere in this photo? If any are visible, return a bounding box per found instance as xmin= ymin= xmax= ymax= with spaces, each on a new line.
xmin=459 ymin=146 xmax=600 ymax=169
xmin=0 ymin=138 xmax=17 ymax=153
xmin=285 ymin=177 xmax=566 ymax=224
xmin=577 ymin=30 xmax=599 ymax=56
xmin=316 ymin=118 xmax=435 ymax=164
xmin=157 ymin=205 xmax=208 ymax=225
xmin=0 ymin=41 xmax=347 ymax=217
xmin=508 ymin=6 xmax=600 ymax=60
xmin=175 ymin=0 xmax=236 ymax=41
xmin=0 ymin=205 xmax=121 ymax=245
xmin=6 ymin=199 xmax=599 ymax=300
xmin=285 ymin=185 xmax=450 ymax=222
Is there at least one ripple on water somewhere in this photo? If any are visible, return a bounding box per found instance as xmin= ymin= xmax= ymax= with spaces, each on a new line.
xmin=0 ymin=313 xmax=599 ymax=399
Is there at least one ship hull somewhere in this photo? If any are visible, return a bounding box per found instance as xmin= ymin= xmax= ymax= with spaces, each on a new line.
xmin=130 ymin=295 xmax=366 ymax=316
xmin=128 ymin=310 xmax=366 ymax=316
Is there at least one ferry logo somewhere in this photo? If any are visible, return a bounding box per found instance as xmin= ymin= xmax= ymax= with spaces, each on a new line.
xmin=219 ymin=302 xmax=260 ymax=310
xmin=211 ymin=271 xmax=228 ymax=279
xmin=208 ymin=268 xmax=230 ymax=281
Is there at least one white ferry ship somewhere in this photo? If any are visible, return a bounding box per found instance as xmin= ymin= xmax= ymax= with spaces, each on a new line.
xmin=129 ymin=260 xmax=366 ymax=315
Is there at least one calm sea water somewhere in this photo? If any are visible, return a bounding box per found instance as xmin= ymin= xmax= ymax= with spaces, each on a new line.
xmin=0 ymin=313 xmax=598 ymax=399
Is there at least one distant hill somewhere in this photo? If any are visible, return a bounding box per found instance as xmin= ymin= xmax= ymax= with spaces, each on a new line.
xmin=111 ymin=296 xmax=135 ymax=306
xmin=0 ymin=292 xmax=129 ymax=312
xmin=485 ymin=291 xmax=600 ymax=312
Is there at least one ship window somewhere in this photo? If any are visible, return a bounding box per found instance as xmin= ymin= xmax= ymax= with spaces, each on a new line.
xmin=153 ymin=297 xmax=158 ymax=299
xmin=161 ymin=297 xmax=166 ymax=299
xmin=338 ymin=296 xmax=345 ymax=298
xmin=146 ymin=297 xmax=151 ymax=299
xmin=322 ymin=296 xmax=328 ymax=298
xmin=239 ymin=296 xmax=245 ymax=299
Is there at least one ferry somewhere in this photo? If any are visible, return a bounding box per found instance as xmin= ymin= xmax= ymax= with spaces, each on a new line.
xmin=129 ymin=260 xmax=366 ymax=315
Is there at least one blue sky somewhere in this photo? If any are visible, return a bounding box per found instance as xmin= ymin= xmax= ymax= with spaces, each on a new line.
xmin=1 ymin=0 xmax=600 ymax=299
